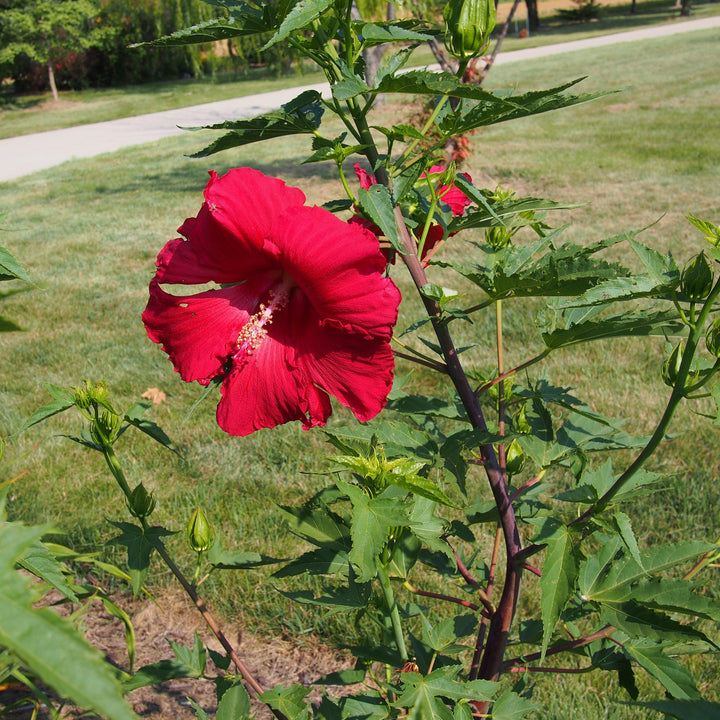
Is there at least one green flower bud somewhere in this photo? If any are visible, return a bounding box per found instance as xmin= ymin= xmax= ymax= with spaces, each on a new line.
xmin=127 ymin=482 xmax=156 ymax=519
xmin=706 ymin=319 xmax=720 ymax=359
xmin=73 ymin=380 xmax=110 ymax=411
xmin=513 ymin=403 xmax=531 ymax=434
xmin=505 ymin=438 xmax=525 ymax=477
xmin=444 ymin=0 xmax=496 ymax=61
xmin=661 ymin=343 xmax=684 ymax=388
xmin=89 ymin=409 xmax=122 ymax=446
xmin=187 ymin=506 xmax=215 ymax=553
xmin=485 ymin=225 xmax=513 ymax=249
xmin=680 ymin=251 xmax=714 ymax=300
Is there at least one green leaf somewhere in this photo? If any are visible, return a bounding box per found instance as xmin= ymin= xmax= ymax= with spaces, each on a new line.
xmin=535 ymin=518 xmax=579 ymax=658
xmin=394 ymin=666 xmax=496 ymax=719
xmin=20 ymin=386 xmax=75 ymax=433
xmin=260 ymin=684 xmax=312 ymax=720
xmin=169 ymin=632 xmax=207 ymax=677
xmin=133 ymin=9 xmax=274 ymax=47
xmin=360 ymin=21 xmax=435 ymax=46
xmin=491 ymin=689 xmax=537 ymax=719
xmin=393 ymin=158 xmax=426 ymax=204
xmin=278 ymin=575 xmax=371 ymax=610
xmin=613 ymin=511 xmax=643 ymax=569
xmin=100 ymin=596 xmax=136 ymax=671
xmin=449 ymin=196 xmax=579 ymax=233
xmin=600 ymin=600 xmax=712 ymax=646
xmin=629 ymin=238 xmax=681 ymax=287
xmin=273 ymin=546 xmax=350 ymax=578
xmin=0 ymin=523 xmax=137 ymax=720
xmin=0 ymin=244 xmax=30 ymax=283
xmin=278 ymin=498 xmax=350 ymax=549
xmin=624 ymin=643 xmax=700 ymax=699
xmin=538 ymin=306 xmax=686 ymax=350
xmin=18 ymin=541 xmax=79 ymax=603
xmin=332 ymin=65 xmax=371 ymax=101
xmin=216 ymin=682 xmax=252 ymax=720
xmin=338 ymin=480 xmax=411 ymax=582
xmin=123 ymin=658 xmax=200 ymax=691
xmin=315 ymin=668 xmax=368 ymax=686
xmin=188 ymin=698 xmax=211 ymax=720
xmin=190 ymin=91 xmax=324 ymax=156
xmin=207 ymin=543 xmax=282 ymax=570
xmin=631 ymin=578 xmax=720 ymax=622
xmin=264 ymin=0 xmax=335 ymax=49
xmin=108 ymin=522 xmax=174 ymax=595
xmin=420 ymin=613 xmax=477 ymax=654
xmin=436 ymin=80 xmax=603 ymax=136
xmin=580 ymin=541 xmax=715 ymax=602
xmin=124 ymin=401 xmax=180 ymax=456
xmin=633 ymin=699 xmax=720 ymax=719
xmin=358 ymin=185 xmax=403 ymax=255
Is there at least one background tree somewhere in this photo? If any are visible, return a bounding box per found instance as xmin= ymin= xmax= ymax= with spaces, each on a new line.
xmin=0 ymin=0 xmax=112 ymax=100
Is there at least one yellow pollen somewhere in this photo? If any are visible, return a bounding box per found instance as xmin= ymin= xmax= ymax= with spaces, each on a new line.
xmin=233 ymin=290 xmax=289 ymax=361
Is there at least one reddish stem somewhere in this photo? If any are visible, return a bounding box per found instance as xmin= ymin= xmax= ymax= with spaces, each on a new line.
xmin=501 ymin=626 xmax=616 ymax=670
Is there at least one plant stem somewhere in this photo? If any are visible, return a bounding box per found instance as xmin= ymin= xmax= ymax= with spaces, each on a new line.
xmin=394 ymin=205 xmax=523 ymax=687
xmin=572 ymin=276 xmax=720 ymax=526
xmin=377 ymin=557 xmax=409 ymax=662
xmin=100 ymin=445 xmax=286 ymax=719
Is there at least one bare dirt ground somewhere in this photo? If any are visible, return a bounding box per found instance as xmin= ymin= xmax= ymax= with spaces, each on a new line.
xmin=3 ymin=590 xmax=354 ymax=720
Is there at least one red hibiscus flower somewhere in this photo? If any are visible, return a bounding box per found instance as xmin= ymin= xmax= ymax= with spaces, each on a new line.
xmin=143 ymin=168 xmax=401 ymax=437
xmin=352 ymin=163 xmax=471 ymax=263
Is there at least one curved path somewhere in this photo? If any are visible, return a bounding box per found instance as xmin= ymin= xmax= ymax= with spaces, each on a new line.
xmin=1 ymin=15 xmax=718 ymax=183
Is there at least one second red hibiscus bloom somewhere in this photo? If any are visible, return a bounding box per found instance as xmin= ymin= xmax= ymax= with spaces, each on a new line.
xmin=143 ymin=168 xmax=401 ymax=437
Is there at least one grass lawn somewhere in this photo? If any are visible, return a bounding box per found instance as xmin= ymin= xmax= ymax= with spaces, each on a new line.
xmin=1 ymin=0 xmax=718 ymax=139
xmin=1 ymin=24 xmax=719 ymax=720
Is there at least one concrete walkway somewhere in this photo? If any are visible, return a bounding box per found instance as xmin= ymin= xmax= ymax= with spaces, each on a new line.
xmin=1 ymin=15 xmax=718 ymax=183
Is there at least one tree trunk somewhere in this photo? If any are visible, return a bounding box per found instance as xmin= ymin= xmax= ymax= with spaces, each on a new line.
xmin=630 ymin=0 xmax=636 ymax=14
xmin=47 ymin=60 xmax=59 ymax=101
xmin=525 ymin=0 xmax=540 ymax=31
xmin=680 ymin=0 xmax=691 ymax=15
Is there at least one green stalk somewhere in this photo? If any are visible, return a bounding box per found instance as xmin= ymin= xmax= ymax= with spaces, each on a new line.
xmin=376 ymin=556 xmax=408 ymax=662
xmin=99 ymin=444 xmax=287 ymax=719
xmin=573 ymin=276 xmax=720 ymax=526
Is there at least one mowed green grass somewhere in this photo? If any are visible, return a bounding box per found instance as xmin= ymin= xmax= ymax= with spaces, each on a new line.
xmin=1 ymin=27 xmax=719 ymax=718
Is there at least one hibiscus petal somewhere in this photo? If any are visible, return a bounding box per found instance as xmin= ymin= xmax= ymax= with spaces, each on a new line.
xmin=353 ymin=163 xmax=376 ymax=190
xmin=143 ymin=276 xmax=271 ymax=383
xmin=266 ymin=205 xmax=401 ymax=340
xmin=205 ymin=168 xmax=306 ymax=247
xmin=299 ymin=316 xmax=395 ymax=423
xmin=154 ymin=168 xmax=306 ymax=286
xmin=216 ymin=309 xmax=332 ymax=436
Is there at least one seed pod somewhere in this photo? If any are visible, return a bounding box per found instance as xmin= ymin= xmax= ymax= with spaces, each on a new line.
xmin=187 ymin=506 xmax=215 ymax=553
xmin=444 ymin=0 xmax=496 ymax=60
xmin=706 ymin=319 xmax=720 ymax=359
xmin=681 ymin=251 xmax=714 ymax=300
xmin=128 ymin=483 xmax=156 ymax=519
xmin=661 ymin=343 xmax=684 ymax=387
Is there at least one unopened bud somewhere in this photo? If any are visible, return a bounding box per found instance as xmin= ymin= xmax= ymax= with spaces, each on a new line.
xmin=706 ymin=319 xmax=720 ymax=359
xmin=505 ymin=438 xmax=525 ymax=477
xmin=127 ymin=483 xmax=156 ymax=519
xmin=681 ymin=251 xmax=714 ymax=301
xmin=187 ymin=506 xmax=215 ymax=553
xmin=661 ymin=343 xmax=684 ymax=388
xmin=444 ymin=0 xmax=496 ymax=60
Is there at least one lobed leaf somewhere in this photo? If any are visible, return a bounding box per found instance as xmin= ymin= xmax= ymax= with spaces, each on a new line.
xmin=0 ymin=523 xmax=136 ymax=720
